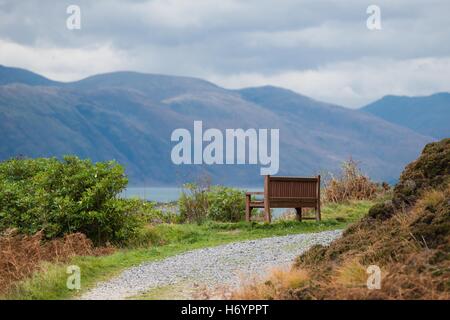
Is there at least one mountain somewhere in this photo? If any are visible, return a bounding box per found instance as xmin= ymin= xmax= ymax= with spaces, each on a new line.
xmin=0 ymin=65 xmax=58 ymax=86
xmin=361 ymin=93 xmax=450 ymax=139
xmin=0 ymin=65 xmax=433 ymax=185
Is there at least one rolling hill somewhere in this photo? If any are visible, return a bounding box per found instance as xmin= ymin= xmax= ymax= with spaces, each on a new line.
xmin=361 ymin=93 xmax=450 ymax=139
xmin=0 ymin=65 xmax=433 ymax=185
xmin=0 ymin=65 xmax=58 ymax=86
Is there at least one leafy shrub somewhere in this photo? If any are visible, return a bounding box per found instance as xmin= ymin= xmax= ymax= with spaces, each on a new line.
xmin=207 ymin=186 xmax=245 ymax=222
xmin=178 ymin=183 xmax=245 ymax=223
xmin=0 ymin=156 xmax=144 ymax=245
xmin=178 ymin=183 xmax=209 ymax=223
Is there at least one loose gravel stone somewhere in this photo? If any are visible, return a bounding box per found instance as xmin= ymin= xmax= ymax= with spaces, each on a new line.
xmin=81 ymin=229 xmax=342 ymax=300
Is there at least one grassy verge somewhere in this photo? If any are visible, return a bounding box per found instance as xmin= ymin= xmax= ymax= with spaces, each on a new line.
xmin=3 ymin=200 xmax=374 ymax=300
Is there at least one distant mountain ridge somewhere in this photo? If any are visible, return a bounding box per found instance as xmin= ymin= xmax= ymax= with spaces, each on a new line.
xmin=0 ymin=65 xmax=58 ymax=86
xmin=361 ymin=92 xmax=450 ymax=139
xmin=0 ymin=65 xmax=434 ymax=185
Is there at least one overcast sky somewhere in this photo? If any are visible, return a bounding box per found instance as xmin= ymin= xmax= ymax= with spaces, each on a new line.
xmin=1 ymin=0 xmax=450 ymax=107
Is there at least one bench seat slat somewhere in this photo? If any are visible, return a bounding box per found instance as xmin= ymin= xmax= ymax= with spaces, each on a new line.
xmin=248 ymin=201 xmax=265 ymax=208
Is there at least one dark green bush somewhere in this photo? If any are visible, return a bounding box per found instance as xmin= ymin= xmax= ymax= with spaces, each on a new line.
xmin=0 ymin=156 xmax=145 ymax=245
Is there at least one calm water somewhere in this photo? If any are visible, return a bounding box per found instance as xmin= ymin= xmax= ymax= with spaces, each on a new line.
xmin=122 ymin=187 xmax=262 ymax=203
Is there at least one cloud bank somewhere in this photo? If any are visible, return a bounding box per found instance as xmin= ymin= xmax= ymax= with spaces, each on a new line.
xmin=0 ymin=0 xmax=449 ymax=107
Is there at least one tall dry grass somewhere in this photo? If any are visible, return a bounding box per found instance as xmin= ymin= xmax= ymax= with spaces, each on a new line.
xmin=323 ymin=159 xmax=379 ymax=203
xmin=230 ymin=267 xmax=309 ymax=300
xmin=0 ymin=230 xmax=114 ymax=295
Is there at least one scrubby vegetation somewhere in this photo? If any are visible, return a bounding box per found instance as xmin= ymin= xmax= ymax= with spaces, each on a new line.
xmin=232 ymin=139 xmax=450 ymax=300
xmin=0 ymin=156 xmax=154 ymax=245
xmin=369 ymin=138 xmax=450 ymax=220
xmin=0 ymin=156 xmax=158 ymax=296
xmin=178 ymin=182 xmax=245 ymax=223
xmin=323 ymin=158 xmax=383 ymax=203
xmin=0 ymin=155 xmax=386 ymax=299
xmin=1 ymin=198 xmax=373 ymax=299
xmin=0 ymin=231 xmax=114 ymax=296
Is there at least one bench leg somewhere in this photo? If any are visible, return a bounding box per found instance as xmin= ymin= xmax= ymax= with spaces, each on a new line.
xmin=245 ymin=195 xmax=251 ymax=222
xmin=316 ymin=177 xmax=321 ymax=221
xmin=264 ymin=202 xmax=271 ymax=223
xmin=264 ymin=207 xmax=271 ymax=223
xmin=264 ymin=200 xmax=272 ymax=223
xmin=295 ymin=207 xmax=302 ymax=222
xmin=264 ymin=175 xmax=271 ymax=223
xmin=316 ymin=204 xmax=321 ymax=221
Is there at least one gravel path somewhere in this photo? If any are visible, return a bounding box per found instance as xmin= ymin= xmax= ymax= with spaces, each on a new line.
xmin=81 ymin=230 xmax=342 ymax=300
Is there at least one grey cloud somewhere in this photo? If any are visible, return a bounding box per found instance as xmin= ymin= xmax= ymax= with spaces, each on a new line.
xmin=0 ymin=0 xmax=450 ymax=106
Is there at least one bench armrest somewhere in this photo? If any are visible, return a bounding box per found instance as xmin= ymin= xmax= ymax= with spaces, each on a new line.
xmin=246 ymin=191 xmax=264 ymax=195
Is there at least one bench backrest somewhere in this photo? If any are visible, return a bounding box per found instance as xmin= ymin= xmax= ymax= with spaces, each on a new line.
xmin=266 ymin=175 xmax=320 ymax=200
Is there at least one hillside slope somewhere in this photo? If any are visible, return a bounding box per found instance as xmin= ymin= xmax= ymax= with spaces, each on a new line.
xmin=362 ymin=93 xmax=450 ymax=139
xmin=234 ymin=138 xmax=450 ymax=299
xmin=0 ymin=65 xmax=58 ymax=86
xmin=0 ymin=66 xmax=433 ymax=185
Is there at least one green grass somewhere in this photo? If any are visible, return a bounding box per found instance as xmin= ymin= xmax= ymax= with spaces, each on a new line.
xmin=3 ymin=200 xmax=373 ymax=300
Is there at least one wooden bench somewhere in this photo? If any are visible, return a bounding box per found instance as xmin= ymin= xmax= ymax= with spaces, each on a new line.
xmin=245 ymin=175 xmax=321 ymax=223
